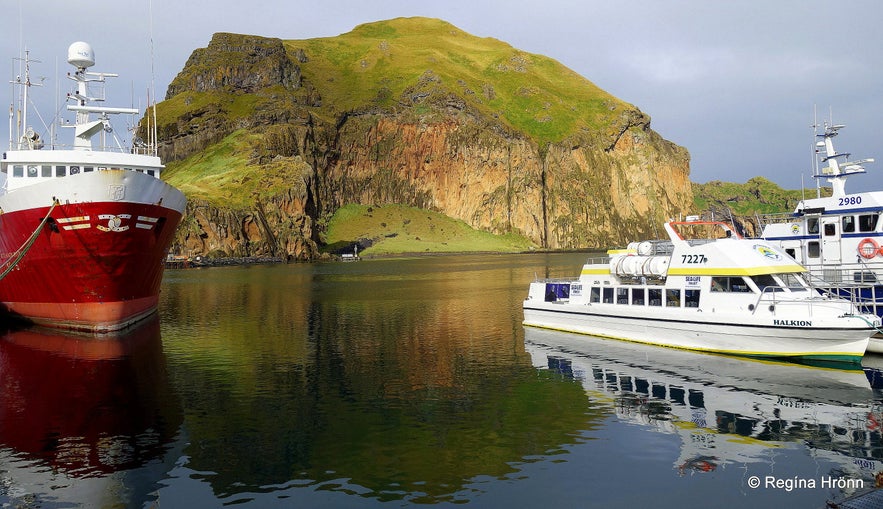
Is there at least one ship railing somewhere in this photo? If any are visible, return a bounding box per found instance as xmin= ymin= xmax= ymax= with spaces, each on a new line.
xmin=803 ymin=262 xmax=881 ymax=288
xmin=750 ymin=285 xmax=868 ymax=317
xmin=532 ymin=277 xmax=578 ymax=284
xmin=804 ymin=269 xmax=883 ymax=316
xmin=13 ymin=139 xmax=158 ymax=156
xmin=751 ymin=285 xmax=786 ymax=314
xmin=796 ymin=267 xmax=883 ymax=316
xmin=755 ymin=212 xmax=798 ymax=228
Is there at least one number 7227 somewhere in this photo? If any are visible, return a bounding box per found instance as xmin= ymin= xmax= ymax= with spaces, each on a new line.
xmin=681 ymin=254 xmax=707 ymax=264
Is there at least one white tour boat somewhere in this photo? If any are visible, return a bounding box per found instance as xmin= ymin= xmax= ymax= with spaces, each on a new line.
xmin=759 ymin=122 xmax=883 ymax=352
xmin=522 ymin=220 xmax=880 ymax=364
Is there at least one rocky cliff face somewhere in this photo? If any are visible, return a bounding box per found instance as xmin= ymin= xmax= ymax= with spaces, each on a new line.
xmin=153 ymin=23 xmax=693 ymax=259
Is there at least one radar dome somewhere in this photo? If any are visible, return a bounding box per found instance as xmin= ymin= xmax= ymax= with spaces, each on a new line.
xmin=67 ymin=42 xmax=95 ymax=69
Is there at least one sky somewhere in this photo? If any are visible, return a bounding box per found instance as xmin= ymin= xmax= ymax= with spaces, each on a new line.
xmin=4 ymin=0 xmax=883 ymax=192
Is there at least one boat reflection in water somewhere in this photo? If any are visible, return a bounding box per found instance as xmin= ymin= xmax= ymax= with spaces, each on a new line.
xmin=524 ymin=327 xmax=883 ymax=496
xmin=0 ymin=317 xmax=182 ymax=507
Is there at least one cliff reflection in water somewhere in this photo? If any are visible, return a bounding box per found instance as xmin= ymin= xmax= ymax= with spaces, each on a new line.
xmin=0 ymin=317 xmax=182 ymax=507
xmin=158 ymin=257 xmax=602 ymax=503
xmin=524 ymin=327 xmax=883 ymax=488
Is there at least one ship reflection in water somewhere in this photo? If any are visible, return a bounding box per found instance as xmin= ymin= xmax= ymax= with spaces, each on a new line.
xmin=0 ymin=317 xmax=182 ymax=507
xmin=524 ymin=327 xmax=883 ymax=496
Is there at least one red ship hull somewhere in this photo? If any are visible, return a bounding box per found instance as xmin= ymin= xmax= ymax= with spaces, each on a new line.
xmin=0 ymin=201 xmax=182 ymax=331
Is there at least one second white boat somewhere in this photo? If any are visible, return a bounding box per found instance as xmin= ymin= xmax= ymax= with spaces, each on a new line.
xmin=522 ymin=220 xmax=880 ymax=364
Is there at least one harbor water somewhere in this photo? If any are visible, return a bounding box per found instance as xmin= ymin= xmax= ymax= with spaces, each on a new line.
xmin=2 ymin=253 xmax=883 ymax=508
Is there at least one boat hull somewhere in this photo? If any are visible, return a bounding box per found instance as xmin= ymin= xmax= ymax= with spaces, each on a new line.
xmin=522 ymin=300 xmax=872 ymax=364
xmin=0 ymin=171 xmax=184 ymax=332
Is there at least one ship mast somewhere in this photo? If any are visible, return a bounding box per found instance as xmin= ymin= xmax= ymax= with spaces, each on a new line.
xmin=8 ymin=49 xmax=43 ymax=150
xmin=814 ymin=122 xmax=875 ymax=198
xmin=65 ymin=42 xmax=138 ymax=151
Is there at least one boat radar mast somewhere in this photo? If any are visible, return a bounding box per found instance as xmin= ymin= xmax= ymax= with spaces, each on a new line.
xmin=815 ymin=122 xmax=875 ymax=198
xmin=65 ymin=41 xmax=138 ymax=151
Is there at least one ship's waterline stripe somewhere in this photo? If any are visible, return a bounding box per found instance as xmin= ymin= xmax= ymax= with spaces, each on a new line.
xmin=521 ymin=323 xmax=864 ymax=363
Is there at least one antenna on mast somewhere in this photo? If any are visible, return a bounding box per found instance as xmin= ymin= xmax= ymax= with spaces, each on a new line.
xmin=10 ymin=50 xmax=44 ymax=150
xmin=812 ymin=105 xmax=821 ymax=199
xmin=149 ymin=0 xmax=158 ymax=156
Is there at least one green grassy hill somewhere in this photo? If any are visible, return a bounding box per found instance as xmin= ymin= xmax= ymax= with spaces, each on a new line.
xmin=159 ymin=17 xmax=630 ymax=207
xmin=286 ymin=17 xmax=623 ymax=143
xmin=693 ymin=176 xmax=830 ymax=216
xmin=323 ymin=204 xmax=536 ymax=256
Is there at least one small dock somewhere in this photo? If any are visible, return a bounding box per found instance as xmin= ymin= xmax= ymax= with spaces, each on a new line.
xmin=165 ymin=255 xmax=192 ymax=269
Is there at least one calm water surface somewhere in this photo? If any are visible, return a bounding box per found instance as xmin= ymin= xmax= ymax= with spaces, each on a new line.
xmin=2 ymin=253 xmax=883 ymax=508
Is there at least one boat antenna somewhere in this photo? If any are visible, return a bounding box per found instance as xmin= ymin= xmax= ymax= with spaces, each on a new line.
xmin=149 ymin=0 xmax=158 ymax=156
xmin=812 ymin=106 xmax=821 ymax=199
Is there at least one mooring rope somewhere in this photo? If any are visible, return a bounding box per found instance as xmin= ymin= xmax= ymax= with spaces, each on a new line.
xmin=0 ymin=200 xmax=59 ymax=282
xmin=847 ymin=312 xmax=883 ymax=337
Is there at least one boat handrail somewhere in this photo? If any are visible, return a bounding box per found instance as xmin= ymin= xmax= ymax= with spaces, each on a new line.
xmin=750 ymin=283 xmax=870 ymax=317
xmin=666 ymin=220 xmax=742 ymax=241
xmin=805 ymin=268 xmax=883 ymax=315
xmin=684 ymin=238 xmax=717 ymax=247
xmin=5 ymin=142 xmax=156 ymax=156
xmin=533 ymin=277 xmax=577 ymax=284
xmin=752 ymin=285 xmax=784 ymax=311
xmin=756 ymin=212 xmax=799 ymax=227
xmin=804 ymin=262 xmax=880 ymax=287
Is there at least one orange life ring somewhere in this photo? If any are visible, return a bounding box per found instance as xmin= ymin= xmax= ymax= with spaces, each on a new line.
xmin=858 ymin=238 xmax=879 ymax=259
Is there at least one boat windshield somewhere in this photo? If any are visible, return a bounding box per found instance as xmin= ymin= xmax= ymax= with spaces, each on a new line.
xmin=750 ymin=273 xmax=809 ymax=293
xmin=775 ymin=272 xmax=809 ymax=291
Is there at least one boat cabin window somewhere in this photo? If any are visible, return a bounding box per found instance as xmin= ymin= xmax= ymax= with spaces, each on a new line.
xmin=860 ymin=213 xmax=880 ymax=232
xmin=710 ymin=276 xmax=752 ymax=292
xmin=544 ymin=283 xmax=570 ymax=302
xmin=807 ymin=241 xmax=820 ymax=259
xmin=824 ymin=222 xmax=836 ymax=236
xmin=631 ymin=288 xmax=645 ymax=305
xmin=616 ymin=288 xmax=628 ymax=304
xmin=649 ymin=288 xmax=662 ymax=306
xmin=27 ymin=165 xmax=38 ymax=177
xmin=70 ymin=166 xmax=80 ymax=175
xmin=41 ymin=165 xmax=51 ymax=177
xmin=603 ymin=287 xmax=614 ymax=304
xmin=12 ymin=165 xmax=23 ymax=177
xmin=843 ymin=215 xmax=856 ymax=233
xmin=666 ymin=289 xmax=681 ymax=307
xmin=685 ymin=289 xmax=700 ymax=307
xmin=56 ymin=165 xmax=65 ymax=177
xmin=84 ymin=166 xmax=93 ymax=173
xmin=807 ymin=217 xmax=819 ymax=234
xmin=590 ymin=287 xmax=601 ymax=303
